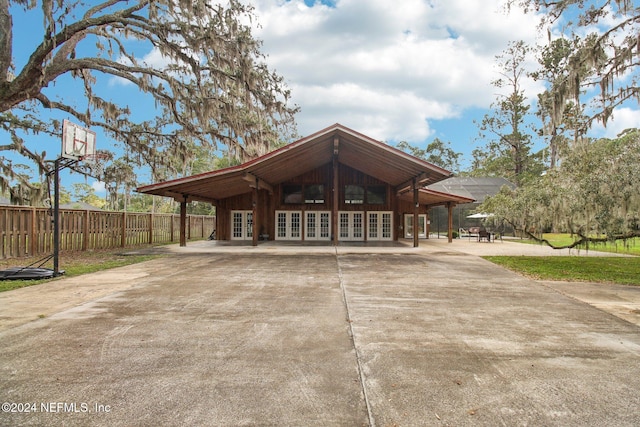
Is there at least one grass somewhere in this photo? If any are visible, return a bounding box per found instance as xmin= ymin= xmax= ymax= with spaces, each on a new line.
xmin=484 ymin=256 xmax=640 ymax=286
xmin=0 ymin=249 xmax=163 ymax=293
xmin=513 ymin=233 xmax=640 ymax=255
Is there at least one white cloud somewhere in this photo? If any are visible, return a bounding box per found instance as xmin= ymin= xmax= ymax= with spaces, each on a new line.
xmin=92 ymin=180 xmax=106 ymax=194
xmin=591 ymin=107 xmax=640 ymax=138
xmin=250 ymin=0 xmax=545 ymax=141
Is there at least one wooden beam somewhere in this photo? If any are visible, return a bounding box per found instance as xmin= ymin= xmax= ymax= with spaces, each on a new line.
xmin=179 ymin=198 xmax=187 ymax=247
xmin=252 ymin=187 xmax=258 ymax=246
xmin=447 ymin=202 xmax=454 ymax=243
xmin=243 ymin=172 xmax=274 ymax=194
xmin=333 ymin=137 xmax=340 ymax=155
xmin=332 ymin=154 xmax=339 ymax=245
xmin=165 ymin=190 xmax=219 ymax=205
xmin=396 ymin=172 xmax=430 ymax=195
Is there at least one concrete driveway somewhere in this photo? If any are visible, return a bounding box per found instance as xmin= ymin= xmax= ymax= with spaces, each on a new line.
xmin=1 ymin=240 xmax=640 ymax=426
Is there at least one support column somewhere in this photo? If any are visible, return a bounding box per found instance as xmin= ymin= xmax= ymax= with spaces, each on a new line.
xmin=447 ymin=202 xmax=454 ymax=243
xmin=252 ymin=187 xmax=258 ymax=246
xmin=332 ymin=150 xmax=339 ymax=246
xmin=413 ymin=180 xmax=419 ymax=248
xmin=180 ymin=198 xmax=187 ymax=247
xmin=53 ymin=158 xmax=61 ymax=275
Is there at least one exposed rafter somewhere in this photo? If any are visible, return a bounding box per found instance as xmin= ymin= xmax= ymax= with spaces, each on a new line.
xmin=243 ymin=172 xmax=274 ymax=194
xmin=169 ymin=192 xmax=218 ymax=205
xmin=395 ymin=173 xmax=431 ymax=195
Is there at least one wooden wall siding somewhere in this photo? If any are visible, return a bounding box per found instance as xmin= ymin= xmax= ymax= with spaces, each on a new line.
xmin=216 ymin=206 xmax=230 ymax=240
xmin=283 ymin=164 xmax=332 ymax=184
xmin=0 ymin=205 xmax=214 ymax=259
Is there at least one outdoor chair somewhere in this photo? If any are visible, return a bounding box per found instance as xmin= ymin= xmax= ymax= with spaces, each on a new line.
xmin=478 ymin=230 xmax=491 ymax=242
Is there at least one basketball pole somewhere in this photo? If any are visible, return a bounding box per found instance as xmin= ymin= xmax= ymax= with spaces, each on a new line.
xmin=53 ymin=157 xmax=61 ymax=277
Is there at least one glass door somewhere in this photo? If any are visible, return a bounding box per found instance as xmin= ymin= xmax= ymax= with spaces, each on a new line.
xmin=369 ymin=211 xmax=393 ymax=241
xmin=338 ymin=212 xmax=364 ymax=241
xmin=305 ymin=211 xmax=331 ymax=241
xmin=275 ymin=211 xmax=302 ymax=240
xmin=231 ymin=210 xmax=253 ymax=240
xmin=404 ymin=214 xmax=426 ymax=239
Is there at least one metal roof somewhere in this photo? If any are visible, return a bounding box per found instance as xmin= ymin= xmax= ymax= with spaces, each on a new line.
xmin=403 ymin=187 xmax=475 ymax=208
xmin=137 ymin=123 xmax=455 ymax=203
xmin=427 ymin=177 xmax=515 ymax=204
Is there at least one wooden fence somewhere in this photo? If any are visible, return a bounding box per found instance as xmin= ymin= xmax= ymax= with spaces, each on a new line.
xmin=0 ymin=205 xmax=215 ymax=260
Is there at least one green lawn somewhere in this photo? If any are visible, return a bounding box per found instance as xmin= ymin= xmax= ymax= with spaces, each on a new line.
xmin=513 ymin=233 xmax=640 ymax=255
xmin=484 ymin=256 xmax=640 ymax=286
xmin=0 ymin=252 xmax=162 ymax=293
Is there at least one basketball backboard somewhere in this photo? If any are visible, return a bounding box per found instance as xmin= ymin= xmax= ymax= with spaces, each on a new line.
xmin=62 ymin=119 xmax=96 ymax=160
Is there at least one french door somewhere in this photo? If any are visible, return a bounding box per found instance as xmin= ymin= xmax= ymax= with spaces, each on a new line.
xmin=276 ymin=211 xmax=302 ymax=240
xmin=305 ymin=211 xmax=331 ymax=241
xmin=368 ymin=211 xmax=393 ymax=241
xmin=338 ymin=211 xmax=364 ymax=241
xmin=404 ymin=214 xmax=427 ymax=239
xmin=231 ymin=210 xmax=253 ymax=240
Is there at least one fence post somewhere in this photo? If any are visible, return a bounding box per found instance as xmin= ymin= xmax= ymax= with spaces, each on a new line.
xmin=30 ymin=207 xmax=37 ymax=256
xmin=121 ymin=211 xmax=126 ymax=247
xmin=149 ymin=212 xmax=154 ymax=244
xmin=83 ymin=210 xmax=89 ymax=250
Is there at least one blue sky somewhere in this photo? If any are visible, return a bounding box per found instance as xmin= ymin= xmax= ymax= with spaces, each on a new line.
xmin=7 ymin=0 xmax=640 ymax=196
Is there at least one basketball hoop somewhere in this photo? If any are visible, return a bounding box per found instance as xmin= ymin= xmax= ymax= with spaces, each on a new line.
xmin=62 ymin=119 xmax=96 ymax=161
xmin=82 ymin=153 xmax=109 ymax=178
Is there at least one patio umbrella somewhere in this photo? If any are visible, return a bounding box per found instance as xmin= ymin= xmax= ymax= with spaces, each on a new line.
xmin=466 ymin=213 xmax=494 ymax=219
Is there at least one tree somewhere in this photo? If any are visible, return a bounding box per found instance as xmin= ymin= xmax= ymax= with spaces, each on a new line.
xmin=103 ymin=157 xmax=137 ymax=211
xmin=396 ymin=138 xmax=462 ymax=173
xmin=510 ymin=0 xmax=639 ymax=130
xmin=476 ymin=40 xmax=538 ymax=186
xmin=71 ymin=182 xmax=105 ymax=208
xmin=532 ymin=37 xmax=590 ymax=168
xmin=0 ymin=0 xmax=299 ymax=204
xmin=480 ymin=129 xmax=640 ymax=247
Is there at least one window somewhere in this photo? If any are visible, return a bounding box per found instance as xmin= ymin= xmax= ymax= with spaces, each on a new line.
xmin=283 ymin=184 xmax=325 ymax=204
xmin=282 ymin=184 xmax=302 ymax=204
xmin=367 ymin=185 xmax=386 ymax=205
xmin=304 ymin=184 xmax=325 ymax=204
xmin=345 ymin=185 xmax=365 ymax=204
xmin=344 ymin=184 xmax=387 ymax=205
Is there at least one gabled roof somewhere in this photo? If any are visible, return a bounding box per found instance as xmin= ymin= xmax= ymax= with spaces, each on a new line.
xmin=137 ymin=123 xmax=453 ymax=203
